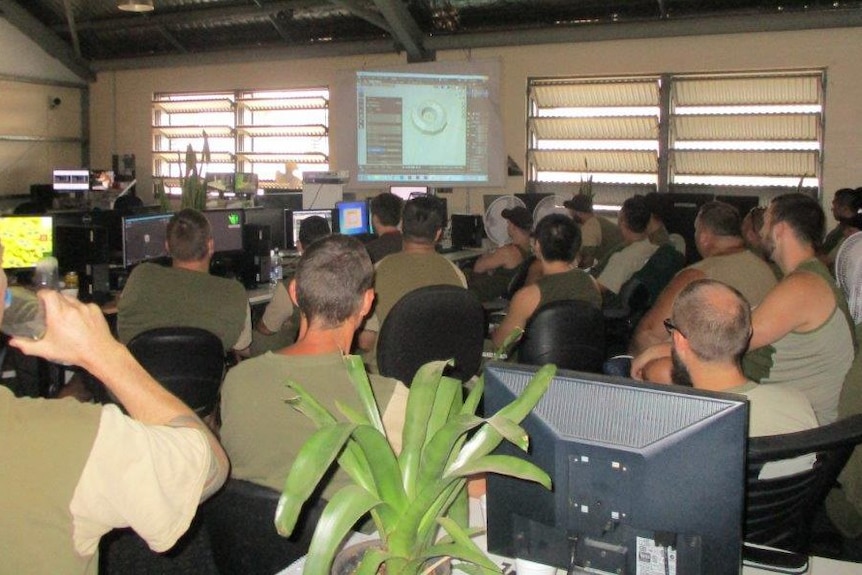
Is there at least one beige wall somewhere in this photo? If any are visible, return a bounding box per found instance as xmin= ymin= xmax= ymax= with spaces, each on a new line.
xmin=90 ymin=26 xmax=862 ymax=218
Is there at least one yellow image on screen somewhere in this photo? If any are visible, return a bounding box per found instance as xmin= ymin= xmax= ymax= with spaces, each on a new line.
xmin=0 ymin=217 xmax=53 ymax=269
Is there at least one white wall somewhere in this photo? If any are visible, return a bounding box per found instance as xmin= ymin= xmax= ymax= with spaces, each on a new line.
xmin=0 ymin=19 xmax=83 ymax=83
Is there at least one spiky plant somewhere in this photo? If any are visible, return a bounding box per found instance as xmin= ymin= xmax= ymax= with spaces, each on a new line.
xmin=276 ymin=356 xmax=554 ymax=575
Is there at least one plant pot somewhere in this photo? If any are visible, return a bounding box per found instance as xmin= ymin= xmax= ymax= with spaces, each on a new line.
xmin=331 ymin=540 xmax=451 ymax=575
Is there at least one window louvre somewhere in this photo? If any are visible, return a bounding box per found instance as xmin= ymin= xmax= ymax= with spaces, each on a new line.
xmin=152 ymin=88 xmax=329 ymax=195
xmin=527 ymin=72 xmax=824 ymax=203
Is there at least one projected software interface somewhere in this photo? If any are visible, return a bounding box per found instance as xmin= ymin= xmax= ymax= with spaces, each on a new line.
xmin=0 ymin=216 xmax=54 ymax=269
xmin=356 ymin=70 xmax=490 ymax=183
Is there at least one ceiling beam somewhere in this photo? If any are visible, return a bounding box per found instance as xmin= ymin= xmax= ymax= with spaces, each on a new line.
xmin=328 ymin=0 xmax=391 ymax=33
xmin=369 ymin=0 xmax=432 ymax=62
xmin=157 ymin=25 xmax=187 ymax=53
xmin=60 ymin=0 xmax=81 ymax=57
xmin=63 ymin=0 xmax=320 ymax=33
xmin=0 ymin=0 xmax=94 ymax=81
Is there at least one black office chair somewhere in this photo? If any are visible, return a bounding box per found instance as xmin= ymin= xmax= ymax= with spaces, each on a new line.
xmin=745 ymin=413 xmax=862 ymax=555
xmin=126 ymin=327 xmax=225 ymax=419
xmin=516 ymin=300 xmax=606 ymax=373
xmin=377 ymin=284 xmax=485 ymax=385
xmin=201 ymin=478 xmax=326 ymax=575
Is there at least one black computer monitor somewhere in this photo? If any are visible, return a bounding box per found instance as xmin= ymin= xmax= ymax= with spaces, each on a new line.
xmin=121 ymin=213 xmax=173 ymax=268
xmin=203 ymin=209 xmax=244 ymax=253
xmin=0 ymin=215 xmax=54 ymax=270
xmin=335 ymin=200 xmax=371 ymax=236
xmin=485 ymin=362 xmax=748 ymax=575
xmin=286 ymin=209 xmax=334 ymax=250
xmin=390 ymin=185 xmax=428 ymax=201
xmin=244 ymin=207 xmax=286 ymax=250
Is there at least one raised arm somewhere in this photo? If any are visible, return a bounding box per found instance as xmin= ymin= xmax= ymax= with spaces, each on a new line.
xmin=10 ymin=291 xmax=229 ymax=497
xmin=491 ymin=285 xmax=540 ymax=349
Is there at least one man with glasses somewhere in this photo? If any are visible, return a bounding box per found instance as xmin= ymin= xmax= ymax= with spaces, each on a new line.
xmin=657 ymin=279 xmax=817 ymax=436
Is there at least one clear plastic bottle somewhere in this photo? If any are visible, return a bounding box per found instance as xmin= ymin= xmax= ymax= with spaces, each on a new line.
xmin=270 ymin=250 xmax=283 ymax=286
xmin=2 ymin=287 xmax=46 ymax=340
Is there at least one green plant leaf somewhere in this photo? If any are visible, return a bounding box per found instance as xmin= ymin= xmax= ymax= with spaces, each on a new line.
xmin=354 ymin=546 xmax=390 ymax=575
xmin=344 ymin=354 xmax=385 ymax=432
xmin=425 ymin=374 xmax=461 ymax=444
xmin=303 ymin=485 xmax=381 ymax=575
xmin=351 ymin=425 xmax=408 ymax=518
xmin=448 ymin=364 xmax=556 ymax=474
xmin=275 ymin=421 xmax=355 ymax=535
xmin=416 ymin=413 xmax=483 ymax=491
xmin=461 ymin=374 xmax=484 ymax=416
xmin=485 ymin=414 xmax=529 ymax=451
xmin=427 ymin=516 xmax=499 ymax=571
xmin=399 ymin=360 xmax=451 ymax=498
xmin=448 ymin=454 xmax=552 ymax=489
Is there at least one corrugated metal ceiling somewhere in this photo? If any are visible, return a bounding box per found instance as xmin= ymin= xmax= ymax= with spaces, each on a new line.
xmin=2 ymin=0 xmax=862 ymax=80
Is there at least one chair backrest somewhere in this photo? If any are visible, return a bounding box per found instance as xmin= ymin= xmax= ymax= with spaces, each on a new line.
xmin=377 ymin=284 xmax=485 ymax=385
xmin=745 ymin=413 xmax=862 ymax=552
xmin=127 ymin=327 xmax=225 ymax=418
xmin=504 ymin=254 xmax=537 ymax=300
xmin=518 ymin=299 xmax=606 ymax=372
xmin=629 ymin=243 xmax=686 ymax=307
xmin=201 ymin=478 xmax=325 ymax=575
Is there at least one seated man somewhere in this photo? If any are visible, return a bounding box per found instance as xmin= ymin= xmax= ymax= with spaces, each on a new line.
xmin=631 ymin=201 xmax=778 ymax=354
xmin=644 ymin=191 xmax=673 ymax=247
xmin=359 ymin=195 xmax=467 ymax=358
xmin=364 ymin=192 xmax=404 ymax=264
xmin=118 ymin=208 xmax=252 ymax=355
xmin=220 ymin=235 xmax=408 ymax=496
xmin=593 ymin=195 xmax=658 ymax=300
xmin=660 ymin=278 xmax=817 ymax=436
xmin=254 ymin=215 xmax=331 ymax=341
xmin=819 ymin=187 xmax=859 ymax=267
xmin=491 ymin=214 xmax=601 ymax=348
xmin=634 ymin=193 xmax=855 ymax=425
xmin=4 ymin=284 xmax=228 ymax=573
xmin=469 ymin=205 xmax=533 ymax=302
xmin=564 ymin=192 xmax=623 ymax=268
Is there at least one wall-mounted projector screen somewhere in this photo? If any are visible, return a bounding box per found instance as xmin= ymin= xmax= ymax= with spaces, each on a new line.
xmin=332 ymin=59 xmax=505 ymax=188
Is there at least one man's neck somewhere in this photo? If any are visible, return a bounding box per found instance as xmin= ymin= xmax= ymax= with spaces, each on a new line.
xmin=704 ymin=236 xmax=745 ymax=258
xmin=541 ymin=260 xmax=573 ymax=276
xmin=778 ymin=243 xmax=816 ymax=275
xmin=402 ymin=239 xmax=437 ymax=254
xmin=173 ymin=259 xmax=209 ymax=273
xmin=282 ymin=322 xmax=356 ymax=357
xmin=691 ymin=362 xmax=749 ymax=392
xmin=376 ymin=225 xmax=399 ymax=236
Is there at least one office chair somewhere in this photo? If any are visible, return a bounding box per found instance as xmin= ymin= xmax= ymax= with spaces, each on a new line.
xmin=517 ymin=299 xmax=606 ymax=373
xmin=126 ymin=327 xmax=225 ymax=419
xmin=377 ymin=284 xmax=485 ymax=385
xmin=201 ymin=478 xmax=325 ymax=575
xmin=745 ymin=413 xmax=862 ymax=554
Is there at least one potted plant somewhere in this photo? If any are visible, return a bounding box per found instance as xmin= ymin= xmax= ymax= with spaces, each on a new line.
xmin=276 ymin=356 xmax=555 ymax=575
xmin=154 ymin=131 xmax=210 ymax=211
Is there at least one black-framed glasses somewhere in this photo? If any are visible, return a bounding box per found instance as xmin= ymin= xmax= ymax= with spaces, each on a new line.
xmin=663 ymin=318 xmax=686 ymax=338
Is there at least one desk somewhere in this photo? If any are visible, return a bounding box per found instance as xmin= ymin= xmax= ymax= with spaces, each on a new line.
xmin=441 ymin=248 xmax=485 ymax=264
xmin=278 ymin=498 xmax=862 ymax=575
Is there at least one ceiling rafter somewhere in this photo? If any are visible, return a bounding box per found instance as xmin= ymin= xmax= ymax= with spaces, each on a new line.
xmin=370 ymin=0 xmax=433 ymax=62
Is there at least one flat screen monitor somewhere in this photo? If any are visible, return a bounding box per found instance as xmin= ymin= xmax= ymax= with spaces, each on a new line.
xmin=52 ymin=169 xmax=90 ymax=193
xmin=390 ymin=185 xmax=429 ymax=201
xmin=203 ymin=209 xmax=244 ymax=253
xmin=335 ymin=200 xmax=370 ymax=236
xmin=244 ymin=207 xmax=286 ymax=250
xmin=121 ymin=213 xmax=173 ymax=268
xmin=485 ymin=362 xmax=748 ymax=575
xmin=0 ymin=215 xmax=54 ymax=269
xmin=286 ymin=209 xmax=334 ymax=250
xmin=234 ymin=172 xmax=259 ymax=196
xmin=206 ymin=173 xmax=235 ymax=197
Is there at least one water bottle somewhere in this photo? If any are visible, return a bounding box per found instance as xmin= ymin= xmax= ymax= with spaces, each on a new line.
xmin=2 ymin=287 xmax=46 ymax=340
xmin=270 ymin=250 xmax=283 ymax=286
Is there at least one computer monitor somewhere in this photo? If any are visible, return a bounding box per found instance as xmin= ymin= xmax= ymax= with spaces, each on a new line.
xmin=0 ymin=215 xmax=54 ymax=269
xmin=244 ymin=207 xmax=286 ymax=250
xmin=52 ymin=169 xmax=90 ymax=193
xmin=335 ymin=200 xmax=371 ymax=236
xmin=286 ymin=209 xmax=334 ymax=250
xmin=121 ymin=213 xmax=173 ymax=268
xmin=206 ymin=173 xmax=235 ymax=197
xmin=203 ymin=209 xmax=244 ymax=253
xmin=485 ymin=362 xmax=748 ymax=575
xmin=234 ymin=172 xmax=259 ymax=196
xmin=390 ymin=185 xmax=428 ymax=201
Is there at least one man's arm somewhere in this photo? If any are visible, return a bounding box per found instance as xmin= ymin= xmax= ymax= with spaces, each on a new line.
xmin=749 ymin=272 xmax=835 ymax=350
xmin=10 ymin=291 xmax=229 ymax=495
xmin=630 ymin=268 xmax=703 ymax=355
xmin=491 ymin=285 xmax=540 ymax=349
xmin=473 ymin=245 xmax=516 ymax=275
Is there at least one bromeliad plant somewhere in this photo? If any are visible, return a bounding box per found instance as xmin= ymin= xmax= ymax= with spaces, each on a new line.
xmin=275 ymin=356 xmax=555 ymax=575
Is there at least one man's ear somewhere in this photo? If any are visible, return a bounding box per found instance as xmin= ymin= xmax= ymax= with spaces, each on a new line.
xmin=207 ymin=237 xmax=215 ymax=257
xmin=435 ymin=228 xmax=442 ymax=243
xmin=288 ymin=279 xmax=299 ymax=306
xmin=359 ymin=288 xmax=375 ymax=318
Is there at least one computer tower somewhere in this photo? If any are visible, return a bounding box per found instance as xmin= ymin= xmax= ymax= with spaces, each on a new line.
xmin=242 ymin=223 xmax=272 ymax=287
xmin=451 ymin=214 xmax=484 ymax=249
xmin=81 ymin=263 xmax=111 ymax=305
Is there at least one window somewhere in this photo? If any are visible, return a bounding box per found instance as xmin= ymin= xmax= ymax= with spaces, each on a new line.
xmin=527 ymin=71 xmax=823 ymax=206
xmin=152 ymin=88 xmax=329 ymax=195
